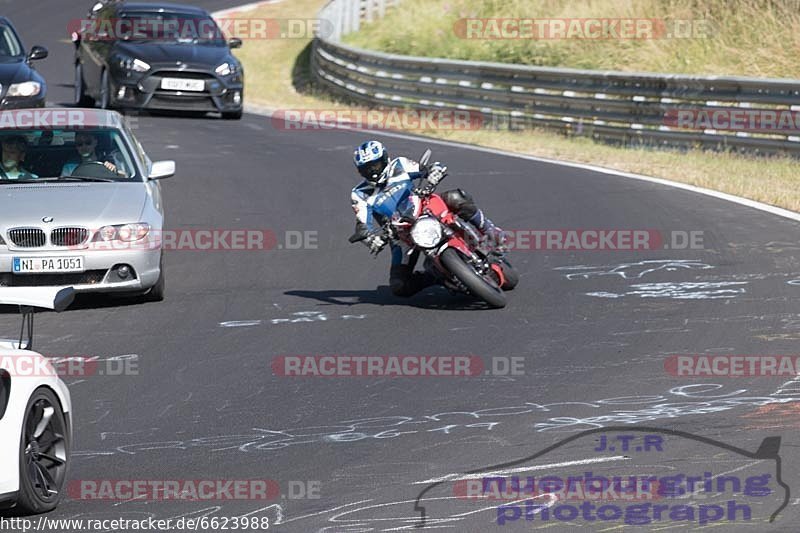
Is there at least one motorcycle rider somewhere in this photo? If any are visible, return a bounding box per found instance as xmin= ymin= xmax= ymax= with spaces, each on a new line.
xmin=350 ymin=140 xmax=509 ymax=297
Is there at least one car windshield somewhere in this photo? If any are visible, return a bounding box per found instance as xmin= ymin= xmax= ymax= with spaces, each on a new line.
xmin=0 ymin=25 xmax=23 ymax=58
xmin=0 ymin=128 xmax=138 ymax=183
xmin=117 ymin=12 xmax=226 ymax=44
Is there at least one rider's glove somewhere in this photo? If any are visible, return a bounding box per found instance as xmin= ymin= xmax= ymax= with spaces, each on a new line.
xmin=427 ymin=162 xmax=447 ymax=185
xmin=364 ymin=233 xmax=387 ymax=255
xmin=413 ymin=163 xmax=447 ymax=196
xmin=412 ymin=179 xmax=436 ymax=196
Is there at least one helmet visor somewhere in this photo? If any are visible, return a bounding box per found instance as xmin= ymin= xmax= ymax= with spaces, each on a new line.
xmin=358 ymin=157 xmax=387 ymax=182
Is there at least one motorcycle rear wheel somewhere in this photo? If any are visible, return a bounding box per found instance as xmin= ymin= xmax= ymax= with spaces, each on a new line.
xmin=441 ymin=248 xmax=507 ymax=309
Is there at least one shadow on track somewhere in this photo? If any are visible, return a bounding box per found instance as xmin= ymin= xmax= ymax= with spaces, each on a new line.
xmin=285 ymin=286 xmax=492 ymax=311
xmin=0 ymin=293 xmax=157 ymax=314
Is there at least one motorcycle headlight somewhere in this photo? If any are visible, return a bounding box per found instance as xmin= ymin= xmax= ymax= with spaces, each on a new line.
xmin=7 ymin=81 xmax=41 ymax=97
xmin=117 ymin=56 xmax=150 ymax=73
xmin=215 ymin=62 xmax=235 ymax=76
xmin=94 ymin=223 xmax=150 ymax=242
xmin=410 ymin=217 xmax=443 ymax=248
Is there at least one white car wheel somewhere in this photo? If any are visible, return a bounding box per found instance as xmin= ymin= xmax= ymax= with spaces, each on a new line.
xmin=14 ymin=388 xmax=69 ymax=515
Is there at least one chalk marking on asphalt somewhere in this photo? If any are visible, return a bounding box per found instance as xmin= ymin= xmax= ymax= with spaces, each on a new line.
xmin=413 ymin=455 xmax=629 ymax=484
xmin=276 ymin=500 xmax=372 ymax=524
xmin=220 ymin=313 xmax=365 ymax=327
xmin=586 ymin=281 xmax=748 ymax=300
xmin=219 ymin=320 xmax=263 ymax=327
xmin=241 ymin=106 xmax=800 ymax=225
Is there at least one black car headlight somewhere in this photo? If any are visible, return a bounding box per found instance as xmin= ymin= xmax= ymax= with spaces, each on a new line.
xmin=215 ymin=62 xmax=238 ymax=77
xmin=115 ymin=55 xmax=150 ymax=73
xmin=7 ymin=81 xmax=41 ymax=97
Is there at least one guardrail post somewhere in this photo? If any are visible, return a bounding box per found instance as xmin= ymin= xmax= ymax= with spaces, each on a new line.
xmin=341 ymin=0 xmax=351 ymax=36
xmin=365 ymin=0 xmax=373 ymax=22
xmin=352 ymin=0 xmax=361 ymax=33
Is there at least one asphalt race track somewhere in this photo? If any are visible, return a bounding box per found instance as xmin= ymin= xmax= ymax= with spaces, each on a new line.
xmin=3 ymin=1 xmax=800 ymax=531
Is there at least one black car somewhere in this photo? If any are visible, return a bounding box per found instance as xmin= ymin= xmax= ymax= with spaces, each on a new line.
xmin=0 ymin=17 xmax=48 ymax=109
xmin=74 ymin=2 xmax=244 ymax=119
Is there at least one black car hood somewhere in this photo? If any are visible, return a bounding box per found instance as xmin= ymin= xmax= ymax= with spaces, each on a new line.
xmin=113 ymin=41 xmax=230 ymax=69
xmin=0 ymin=57 xmax=36 ymax=85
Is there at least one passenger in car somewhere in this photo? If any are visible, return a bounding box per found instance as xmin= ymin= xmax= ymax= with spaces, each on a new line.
xmin=0 ymin=135 xmax=38 ymax=180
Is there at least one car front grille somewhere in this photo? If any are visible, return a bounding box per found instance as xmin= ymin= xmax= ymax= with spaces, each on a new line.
xmin=149 ymin=94 xmax=217 ymax=111
xmin=8 ymin=228 xmax=46 ymax=248
xmin=0 ymin=270 xmax=106 ymax=287
xmin=51 ymin=227 xmax=89 ymax=247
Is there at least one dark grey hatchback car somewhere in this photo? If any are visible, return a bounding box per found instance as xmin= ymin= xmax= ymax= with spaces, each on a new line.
xmin=0 ymin=17 xmax=48 ymax=109
xmin=73 ymin=2 xmax=244 ymax=119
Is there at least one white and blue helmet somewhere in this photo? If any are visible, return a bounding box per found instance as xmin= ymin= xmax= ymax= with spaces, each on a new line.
xmin=354 ymin=140 xmax=389 ymax=184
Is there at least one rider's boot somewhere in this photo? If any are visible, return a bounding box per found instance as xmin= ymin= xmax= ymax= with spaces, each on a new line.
xmin=467 ymin=210 xmax=508 ymax=252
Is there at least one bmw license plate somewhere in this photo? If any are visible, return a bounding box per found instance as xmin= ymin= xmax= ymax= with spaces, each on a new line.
xmin=13 ymin=256 xmax=84 ymax=274
xmin=161 ymin=78 xmax=205 ymax=92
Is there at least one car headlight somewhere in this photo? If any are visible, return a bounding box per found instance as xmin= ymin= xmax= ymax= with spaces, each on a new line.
xmin=117 ymin=56 xmax=150 ymax=73
xmin=215 ymin=62 xmax=236 ymax=76
xmin=94 ymin=223 xmax=150 ymax=242
xmin=7 ymin=81 xmax=41 ymax=97
xmin=410 ymin=217 xmax=443 ymax=248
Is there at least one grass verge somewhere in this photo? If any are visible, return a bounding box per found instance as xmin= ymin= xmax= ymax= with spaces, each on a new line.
xmin=233 ymin=0 xmax=800 ymax=213
xmin=345 ymin=0 xmax=800 ymax=78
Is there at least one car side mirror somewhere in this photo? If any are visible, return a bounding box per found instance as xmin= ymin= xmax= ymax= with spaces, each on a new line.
xmin=228 ymin=38 xmax=243 ymax=49
xmin=28 ymin=46 xmax=48 ymax=61
xmin=148 ymin=160 xmax=175 ymax=180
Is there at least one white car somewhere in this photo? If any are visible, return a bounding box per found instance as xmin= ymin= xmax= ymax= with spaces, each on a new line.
xmin=0 ymin=287 xmax=74 ymax=515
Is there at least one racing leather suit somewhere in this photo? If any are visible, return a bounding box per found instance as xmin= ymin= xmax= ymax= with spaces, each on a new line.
xmin=350 ymin=156 xmax=500 ymax=297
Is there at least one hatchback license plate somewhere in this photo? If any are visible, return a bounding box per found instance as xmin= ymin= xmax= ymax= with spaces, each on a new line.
xmin=161 ymin=78 xmax=205 ymax=91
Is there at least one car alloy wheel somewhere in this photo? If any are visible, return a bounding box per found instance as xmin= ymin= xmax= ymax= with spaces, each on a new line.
xmin=15 ymin=388 xmax=69 ymax=514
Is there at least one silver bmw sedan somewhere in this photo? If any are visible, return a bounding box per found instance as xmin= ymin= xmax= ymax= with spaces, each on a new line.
xmin=0 ymin=108 xmax=173 ymax=300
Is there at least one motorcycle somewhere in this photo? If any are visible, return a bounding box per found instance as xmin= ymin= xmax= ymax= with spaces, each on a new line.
xmin=351 ymin=148 xmax=518 ymax=308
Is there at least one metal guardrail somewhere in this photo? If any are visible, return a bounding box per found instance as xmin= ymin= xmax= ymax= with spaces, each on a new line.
xmin=312 ymin=0 xmax=800 ymax=156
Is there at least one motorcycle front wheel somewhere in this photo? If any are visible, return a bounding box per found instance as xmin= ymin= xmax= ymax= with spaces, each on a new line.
xmin=440 ymin=248 xmax=507 ymax=309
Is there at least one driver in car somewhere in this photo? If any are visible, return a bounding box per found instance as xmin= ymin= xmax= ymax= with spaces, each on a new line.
xmin=61 ymin=132 xmax=127 ymax=177
xmin=0 ymin=136 xmax=37 ymax=179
